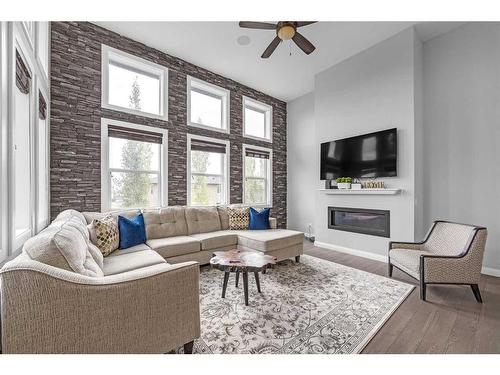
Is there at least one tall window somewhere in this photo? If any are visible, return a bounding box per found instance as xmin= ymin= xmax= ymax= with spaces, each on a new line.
xmin=101 ymin=45 xmax=168 ymax=120
xmin=1 ymin=22 xmax=50 ymax=260
xmin=13 ymin=49 xmax=33 ymax=247
xmin=187 ymin=76 xmax=229 ymax=133
xmin=188 ymin=135 xmax=229 ymax=206
xmin=36 ymin=90 xmax=49 ymax=231
xmin=243 ymin=145 xmax=272 ymax=206
xmin=243 ymin=97 xmax=272 ymax=142
xmin=101 ymin=119 xmax=168 ymax=210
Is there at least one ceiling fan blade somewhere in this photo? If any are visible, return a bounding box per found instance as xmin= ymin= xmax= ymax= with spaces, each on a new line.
xmin=239 ymin=21 xmax=277 ymax=30
xmin=292 ymin=32 xmax=316 ymax=55
xmin=295 ymin=21 xmax=317 ymax=28
xmin=261 ymin=36 xmax=281 ymax=58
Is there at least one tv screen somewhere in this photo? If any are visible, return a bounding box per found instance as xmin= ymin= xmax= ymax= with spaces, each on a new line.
xmin=320 ymin=128 xmax=397 ymax=180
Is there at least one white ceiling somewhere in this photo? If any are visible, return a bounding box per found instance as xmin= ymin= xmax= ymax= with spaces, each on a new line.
xmin=95 ymin=21 xmax=464 ymax=102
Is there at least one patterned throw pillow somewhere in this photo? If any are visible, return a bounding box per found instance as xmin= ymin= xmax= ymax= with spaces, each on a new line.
xmin=92 ymin=215 xmax=119 ymax=256
xmin=227 ymin=206 xmax=250 ymax=230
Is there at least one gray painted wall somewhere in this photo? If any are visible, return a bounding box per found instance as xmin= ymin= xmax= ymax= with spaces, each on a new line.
xmin=312 ymin=28 xmax=420 ymax=258
xmin=287 ymin=93 xmax=315 ymax=234
xmin=423 ymin=23 xmax=500 ymax=273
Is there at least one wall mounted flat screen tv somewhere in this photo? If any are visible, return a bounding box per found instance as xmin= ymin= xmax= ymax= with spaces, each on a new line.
xmin=320 ymin=128 xmax=397 ymax=180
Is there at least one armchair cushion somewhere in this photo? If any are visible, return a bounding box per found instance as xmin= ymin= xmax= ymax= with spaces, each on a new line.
xmin=423 ymin=222 xmax=475 ymax=255
xmin=389 ymin=249 xmax=430 ymax=280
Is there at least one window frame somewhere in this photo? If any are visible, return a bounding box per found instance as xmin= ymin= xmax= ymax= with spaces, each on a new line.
xmin=0 ymin=22 xmax=8 ymax=262
xmin=101 ymin=44 xmax=169 ymax=121
xmin=100 ymin=118 xmax=168 ymax=211
xmin=10 ymin=27 xmax=36 ymax=252
xmin=242 ymin=144 xmax=273 ymax=207
xmin=187 ymin=76 xmax=230 ymax=134
xmin=187 ymin=134 xmax=230 ymax=207
xmin=35 ymin=79 xmax=50 ymax=232
xmin=242 ymin=96 xmax=273 ymax=143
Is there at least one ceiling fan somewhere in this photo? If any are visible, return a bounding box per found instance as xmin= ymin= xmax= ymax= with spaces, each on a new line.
xmin=239 ymin=21 xmax=317 ymax=58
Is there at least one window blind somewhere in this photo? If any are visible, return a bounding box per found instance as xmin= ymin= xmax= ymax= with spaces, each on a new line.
xmin=245 ymin=148 xmax=270 ymax=159
xmin=108 ymin=125 xmax=163 ymax=144
xmin=39 ymin=91 xmax=47 ymax=120
xmin=15 ymin=50 xmax=31 ymax=94
xmin=109 ymin=59 xmax=159 ymax=80
xmin=190 ymin=138 xmax=226 ymax=154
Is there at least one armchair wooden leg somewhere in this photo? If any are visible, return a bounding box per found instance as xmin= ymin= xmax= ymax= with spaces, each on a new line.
xmin=470 ymin=284 xmax=483 ymax=303
xmin=388 ymin=263 xmax=393 ymax=277
xmin=420 ymin=282 xmax=426 ymax=301
xmin=183 ymin=340 xmax=194 ymax=354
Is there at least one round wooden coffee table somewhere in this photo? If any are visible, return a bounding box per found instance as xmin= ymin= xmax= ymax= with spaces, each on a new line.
xmin=210 ymin=250 xmax=277 ymax=306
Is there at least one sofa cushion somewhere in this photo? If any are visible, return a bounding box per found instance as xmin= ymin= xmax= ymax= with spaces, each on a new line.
xmin=103 ymin=249 xmax=166 ymax=276
xmin=82 ymin=209 xmax=141 ymax=225
xmin=54 ymin=209 xmax=87 ymax=226
xmin=185 ymin=207 xmax=221 ymax=234
xmin=143 ymin=206 xmax=188 ymax=239
xmin=146 ymin=236 xmax=201 ymax=258
xmin=190 ymin=231 xmax=238 ymax=251
xmin=389 ymin=249 xmax=430 ymax=279
xmin=235 ymin=229 xmax=304 ymax=252
xmin=228 ymin=206 xmax=250 ymax=230
xmin=217 ymin=206 xmax=230 ymax=230
xmin=107 ymin=243 xmax=151 ymax=257
xmin=93 ymin=215 xmax=120 ymax=256
xmin=23 ymin=215 xmax=104 ymax=277
xmin=248 ymin=207 xmax=271 ymax=230
xmin=118 ymin=213 xmax=147 ymax=249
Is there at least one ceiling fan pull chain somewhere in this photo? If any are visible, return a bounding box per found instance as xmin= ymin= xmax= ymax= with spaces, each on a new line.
xmin=289 ymin=40 xmax=292 ymax=56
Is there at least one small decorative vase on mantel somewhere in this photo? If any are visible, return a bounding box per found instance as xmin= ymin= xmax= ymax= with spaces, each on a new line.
xmin=336 ymin=177 xmax=352 ymax=190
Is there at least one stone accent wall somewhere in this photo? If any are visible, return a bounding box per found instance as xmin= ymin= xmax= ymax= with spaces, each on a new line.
xmin=50 ymin=22 xmax=287 ymax=227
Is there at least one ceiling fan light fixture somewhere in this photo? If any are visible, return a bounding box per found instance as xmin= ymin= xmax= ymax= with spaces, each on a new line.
xmin=277 ymin=25 xmax=296 ymax=40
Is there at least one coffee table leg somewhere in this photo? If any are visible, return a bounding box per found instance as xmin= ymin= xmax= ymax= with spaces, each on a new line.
xmin=243 ymin=272 xmax=249 ymax=306
xmin=235 ymin=270 xmax=239 ymax=287
xmin=254 ymin=272 xmax=261 ymax=293
xmin=222 ymin=272 xmax=230 ymax=298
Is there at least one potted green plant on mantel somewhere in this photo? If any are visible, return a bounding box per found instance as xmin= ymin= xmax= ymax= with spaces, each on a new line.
xmin=336 ymin=177 xmax=352 ymax=189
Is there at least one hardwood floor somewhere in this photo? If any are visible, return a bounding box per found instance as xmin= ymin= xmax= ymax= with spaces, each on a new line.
xmin=303 ymin=240 xmax=500 ymax=353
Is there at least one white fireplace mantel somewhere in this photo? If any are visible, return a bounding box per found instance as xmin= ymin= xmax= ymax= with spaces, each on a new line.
xmin=318 ymin=188 xmax=402 ymax=195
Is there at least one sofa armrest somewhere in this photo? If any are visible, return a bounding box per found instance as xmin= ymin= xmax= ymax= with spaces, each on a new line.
xmin=269 ymin=217 xmax=277 ymax=229
xmin=0 ymin=261 xmax=200 ymax=353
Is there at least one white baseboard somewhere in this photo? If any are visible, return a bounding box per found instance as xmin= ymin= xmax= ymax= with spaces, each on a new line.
xmin=313 ymin=241 xmax=387 ymax=263
xmin=481 ymin=266 xmax=500 ymax=277
xmin=313 ymin=240 xmax=500 ymax=278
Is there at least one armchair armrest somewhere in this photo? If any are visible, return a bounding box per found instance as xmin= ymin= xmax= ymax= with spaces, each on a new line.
xmin=389 ymin=241 xmax=424 ymax=251
xmin=0 ymin=260 xmax=200 ymax=353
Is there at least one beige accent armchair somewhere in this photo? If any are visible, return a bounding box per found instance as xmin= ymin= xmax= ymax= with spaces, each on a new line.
xmin=0 ymin=254 xmax=200 ymax=353
xmin=388 ymin=220 xmax=487 ymax=302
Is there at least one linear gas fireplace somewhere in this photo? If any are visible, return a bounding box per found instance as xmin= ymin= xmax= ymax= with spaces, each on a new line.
xmin=328 ymin=207 xmax=390 ymax=238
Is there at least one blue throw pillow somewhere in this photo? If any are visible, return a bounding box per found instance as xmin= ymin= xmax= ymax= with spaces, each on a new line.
xmin=118 ymin=213 xmax=147 ymax=249
xmin=248 ymin=207 xmax=271 ymax=230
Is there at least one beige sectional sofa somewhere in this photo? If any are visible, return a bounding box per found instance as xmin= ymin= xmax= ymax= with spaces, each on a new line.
xmin=0 ymin=205 xmax=303 ymax=353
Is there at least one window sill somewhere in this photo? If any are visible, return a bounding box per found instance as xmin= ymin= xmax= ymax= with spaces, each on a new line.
xmin=243 ymin=134 xmax=272 ymax=143
xmin=188 ymin=121 xmax=229 ymax=134
xmin=102 ymin=102 xmax=168 ymax=122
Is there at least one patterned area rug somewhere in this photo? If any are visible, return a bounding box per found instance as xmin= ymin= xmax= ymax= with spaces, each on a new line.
xmin=191 ymin=255 xmax=413 ymax=354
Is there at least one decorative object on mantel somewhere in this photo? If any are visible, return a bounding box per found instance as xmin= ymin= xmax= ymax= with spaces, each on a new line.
xmin=351 ymin=178 xmax=362 ymax=190
xmin=363 ymin=181 xmax=385 ymax=189
xmin=336 ymin=176 xmax=352 ymax=189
